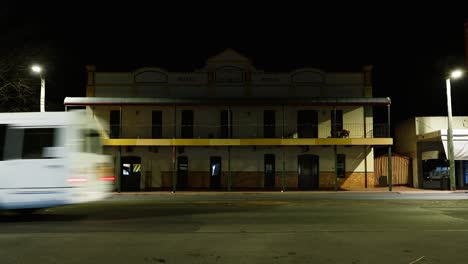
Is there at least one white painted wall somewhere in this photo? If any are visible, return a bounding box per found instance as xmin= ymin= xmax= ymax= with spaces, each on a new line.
xmin=91 ymin=105 xmax=367 ymax=139
xmin=93 ymin=68 xmax=365 ymax=99
xmin=415 ymin=116 xmax=468 ymax=135
xmin=95 ymin=73 xmax=132 ymax=84
xmin=106 ymin=146 xmax=374 ymax=176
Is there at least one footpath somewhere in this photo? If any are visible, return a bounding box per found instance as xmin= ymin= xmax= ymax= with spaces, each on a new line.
xmin=110 ymin=186 xmax=468 ymax=196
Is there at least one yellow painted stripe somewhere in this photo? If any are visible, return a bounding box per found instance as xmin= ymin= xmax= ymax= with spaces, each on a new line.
xmin=102 ymin=138 xmax=392 ymax=146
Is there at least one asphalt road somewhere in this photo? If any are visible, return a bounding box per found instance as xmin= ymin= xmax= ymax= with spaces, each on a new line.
xmin=2 ymin=192 xmax=468 ymax=264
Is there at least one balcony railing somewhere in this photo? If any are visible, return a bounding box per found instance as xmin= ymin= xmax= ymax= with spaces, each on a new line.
xmin=108 ymin=123 xmax=390 ymax=139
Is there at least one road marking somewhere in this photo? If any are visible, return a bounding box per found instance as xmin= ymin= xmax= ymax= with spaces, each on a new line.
xmin=409 ymin=256 xmax=424 ymax=264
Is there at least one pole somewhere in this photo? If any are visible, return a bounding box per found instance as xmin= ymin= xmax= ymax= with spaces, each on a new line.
xmin=228 ymin=146 xmax=231 ymax=191
xmin=40 ymin=75 xmax=45 ymax=112
xmin=282 ymin=149 xmax=286 ymax=192
xmin=282 ymin=104 xmax=285 ymax=138
xmin=117 ymin=146 xmax=121 ymax=193
xmin=119 ymin=106 xmax=122 ymax=138
xmin=172 ymin=146 xmax=177 ymax=193
xmin=228 ymin=105 xmax=231 ymax=138
xmin=172 ymin=104 xmax=177 ymax=193
xmin=446 ymin=78 xmax=456 ymax=191
xmin=281 ymin=105 xmax=286 ymax=192
xmin=387 ymin=104 xmax=392 ymax=191
xmin=334 ymin=145 xmax=338 ymax=191
xmin=363 ymin=106 xmax=367 ymax=188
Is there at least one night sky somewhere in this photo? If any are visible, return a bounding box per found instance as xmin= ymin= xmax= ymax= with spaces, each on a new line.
xmin=2 ymin=3 xmax=468 ymax=126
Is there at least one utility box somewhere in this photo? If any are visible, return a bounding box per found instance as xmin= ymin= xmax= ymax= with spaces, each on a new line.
xmin=440 ymin=176 xmax=450 ymax=190
xmin=378 ymin=176 xmax=388 ymax=187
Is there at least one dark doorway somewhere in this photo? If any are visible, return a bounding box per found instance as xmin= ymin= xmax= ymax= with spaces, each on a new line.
xmin=264 ymin=154 xmax=276 ymax=188
xmin=210 ymin=156 xmax=222 ymax=189
xmin=177 ymin=156 xmax=188 ymax=190
xmin=121 ymin=156 xmax=141 ymax=192
xmin=331 ymin=109 xmax=343 ymax=138
xmin=297 ymin=110 xmax=318 ymax=138
xmin=336 ymin=154 xmax=346 ymax=178
xmin=298 ymin=154 xmax=319 ymax=190
xmin=422 ymin=159 xmax=449 ymax=189
xmin=110 ymin=110 xmax=121 ymax=138
xmin=181 ymin=110 xmax=193 ymax=138
xmin=264 ymin=110 xmax=276 ymax=138
xmin=220 ymin=110 xmax=233 ymax=138
xmin=152 ymin=111 xmax=162 ymax=138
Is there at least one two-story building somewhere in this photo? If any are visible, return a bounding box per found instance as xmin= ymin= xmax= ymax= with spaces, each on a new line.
xmin=64 ymin=49 xmax=393 ymax=192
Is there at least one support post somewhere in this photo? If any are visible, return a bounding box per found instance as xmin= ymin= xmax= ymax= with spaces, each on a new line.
xmin=446 ymin=78 xmax=456 ymax=191
xmin=172 ymin=146 xmax=177 ymax=193
xmin=282 ymin=104 xmax=285 ymax=138
xmin=172 ymin=105 xmax=177 ymax=193
xmin=387 ymin=103 xmax=392 ymax=191
xmin=228 ymin=146 xmax=232 ymax=191
xmin=282 ymin=148 xmax=286 ymax=192
xmin=117 ymin=146 xmax=121 ymax=193
xmin=334 ymin=145 xmax=338 ymax=191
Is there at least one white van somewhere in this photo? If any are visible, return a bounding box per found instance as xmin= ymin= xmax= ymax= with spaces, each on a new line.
xmin=0 ymin=110 xmax=114 ymax=210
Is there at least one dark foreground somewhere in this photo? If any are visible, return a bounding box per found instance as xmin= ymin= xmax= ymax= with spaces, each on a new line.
xmin=1 ymin=192 xmax=468 ymax=264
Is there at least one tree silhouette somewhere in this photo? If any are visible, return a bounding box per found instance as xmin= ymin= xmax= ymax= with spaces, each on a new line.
xmin=0 ymin=5 xmax=59 ymax=112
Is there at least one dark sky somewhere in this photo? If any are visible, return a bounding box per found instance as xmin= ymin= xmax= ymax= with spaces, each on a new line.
xmin=3 ymin=3 xmax=468 ymax=125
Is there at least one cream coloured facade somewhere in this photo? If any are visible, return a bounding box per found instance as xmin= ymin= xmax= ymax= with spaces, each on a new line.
xmin=65 ymin=49 xmax=393 ymax=191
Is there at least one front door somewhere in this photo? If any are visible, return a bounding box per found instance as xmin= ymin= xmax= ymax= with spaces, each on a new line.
xmin=264 ymin=154 xmax=275 ymax=188
xmin=210 ymin=156 xmax=222 ymax=189
xmin=298 ymin=154 xmax=319 ymax=190
xmin=297 ymin=110 xmax=318 ymax=138
xmin=121 ymin=156 xmax=141 ymax=192
xmin=177 ymin=156 xmax=188 ymax=190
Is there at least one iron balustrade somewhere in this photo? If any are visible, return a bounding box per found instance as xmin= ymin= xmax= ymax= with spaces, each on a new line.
xmin=106 ymin=123 xmax=390 ymax=139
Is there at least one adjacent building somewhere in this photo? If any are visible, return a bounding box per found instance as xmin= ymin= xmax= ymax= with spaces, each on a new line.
xmin=64 ymin=49 xmax=393 ymax=192
xmin=395 ymin=116 xmax=468 ymax=189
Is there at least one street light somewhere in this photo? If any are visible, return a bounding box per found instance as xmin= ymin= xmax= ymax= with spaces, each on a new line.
xmin=31 ymin=64 xmax=45 ymax=112
xmin=446 ymin=69 xmax=463 ymax=191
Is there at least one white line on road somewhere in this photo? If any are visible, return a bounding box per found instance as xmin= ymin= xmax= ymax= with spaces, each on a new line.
xmin=409 ymin=256 xmax=424 ymax=264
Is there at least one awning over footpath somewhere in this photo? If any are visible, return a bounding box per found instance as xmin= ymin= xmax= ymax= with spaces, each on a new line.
xmin=64 ymin=97 xmax=391 ymax=106
xmin=441 ymin=129 xmax=468 ymax=160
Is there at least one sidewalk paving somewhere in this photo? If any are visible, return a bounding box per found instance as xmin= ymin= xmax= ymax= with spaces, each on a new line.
xmin=111 ymin=186 xmax=468 ymax=195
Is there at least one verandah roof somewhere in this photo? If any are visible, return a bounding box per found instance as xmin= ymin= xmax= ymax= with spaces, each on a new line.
xmin=64 ymin=97 xmax=391 ymax=106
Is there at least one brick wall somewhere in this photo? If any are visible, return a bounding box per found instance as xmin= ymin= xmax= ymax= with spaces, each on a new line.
xmin=159 ymin=171 xmax=375 ymax=189
xmin=320 ymin=172 xmax=376 ymax=188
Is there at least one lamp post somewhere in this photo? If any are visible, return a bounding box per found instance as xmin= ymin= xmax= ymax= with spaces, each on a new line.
xmin=446 ymin=69 xmax=463 ymax=191
xmin=31 ymin=65 xmax=45 ymax=112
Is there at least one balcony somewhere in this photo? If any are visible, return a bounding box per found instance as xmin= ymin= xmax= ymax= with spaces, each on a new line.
xmin=103 ymin=123 xmax=392 ymax=146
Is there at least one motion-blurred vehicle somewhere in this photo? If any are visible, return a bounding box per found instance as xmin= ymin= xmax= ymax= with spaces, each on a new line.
xmin=0 ymin=110 xmax=114 ymax=210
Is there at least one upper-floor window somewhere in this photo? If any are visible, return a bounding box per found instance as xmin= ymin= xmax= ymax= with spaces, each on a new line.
xmin=331 ymin=110 xmax=343 ymax=138
xmin=110 ymin=110 xmax=120 ymax=138
xmin=264 ymin=110 xmax=275 ymax=138
xmin=181 ymin=110 xmax=193 ymax=138
xmin=220 ymin=110 xmax=233 ymax=138
xmin=297 ymin=110 xmax=318 ymax=138
xmin=152 ymin=111 xmax=162 ymax=138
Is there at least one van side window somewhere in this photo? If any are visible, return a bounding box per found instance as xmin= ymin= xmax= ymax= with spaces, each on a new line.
xmin=82 ymin=129 xmax=102 ymax=154
xmin=22 ymin=128 xmax=56 ymax=159
xmin=0 ymin=125 xmax=6 ymax=160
